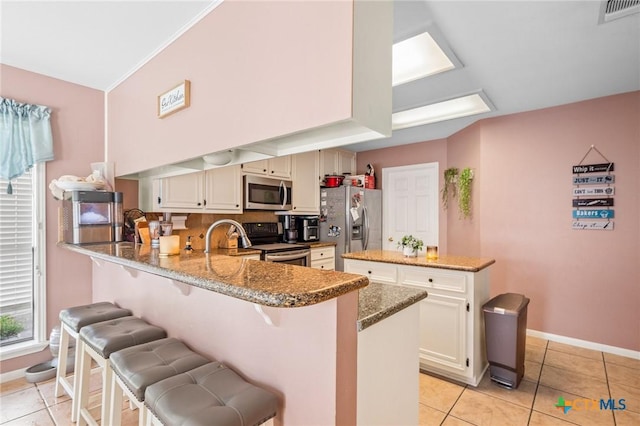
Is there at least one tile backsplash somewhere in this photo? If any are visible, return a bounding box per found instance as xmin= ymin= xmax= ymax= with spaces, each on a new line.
xmin=144 ymin=211 xmax=278 ymax=251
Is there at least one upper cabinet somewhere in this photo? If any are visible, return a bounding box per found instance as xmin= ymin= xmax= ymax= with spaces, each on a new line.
xmin=241 ymin=156 xmax=291 ymax=179
xmin=108 ymin=1 xmax=391 ymax=179
xmin=159 ymin=172 xmax=205 ymax=209
xmin=290 ymin=151 xmax=320 ymax=214
xmin=203 ymin=165 xmax=242 ymax=212
xmin=141 ymin=165 xmax=243 ymax=214
xmin=320 ymin=148 xmax=357 ymax=183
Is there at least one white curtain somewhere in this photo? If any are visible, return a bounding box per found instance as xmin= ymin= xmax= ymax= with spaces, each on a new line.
xmin=0 ymin=97 xmax=53 ymax=193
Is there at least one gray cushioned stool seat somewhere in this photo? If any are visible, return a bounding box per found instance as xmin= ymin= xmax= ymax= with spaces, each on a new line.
xmin=110 ymin=337 xmax=210 ymax=401
xmin=79 ymin=316 xmax=166 ymax=359
xmin=60 ymin=302 xmax=132 ymax=332
xmin=145 ymin=362 xmax=278 ymax=426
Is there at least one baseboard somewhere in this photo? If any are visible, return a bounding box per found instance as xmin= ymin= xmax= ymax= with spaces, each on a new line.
xmin=527 ymin=329 xmax=640 ymax=359
xmin=0 ymin=367 xmax=28 ymax=384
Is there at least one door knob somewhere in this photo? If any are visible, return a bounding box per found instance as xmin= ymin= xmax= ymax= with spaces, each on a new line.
xmin=388 ymin=236 xmax=394 ymax=242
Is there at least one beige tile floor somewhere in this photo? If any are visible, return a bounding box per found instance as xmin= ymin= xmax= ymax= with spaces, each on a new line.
xmin=419 ymin=337 xmax=640 ymax=426
xmin=1 ymin=336 xmax=638 ymax=425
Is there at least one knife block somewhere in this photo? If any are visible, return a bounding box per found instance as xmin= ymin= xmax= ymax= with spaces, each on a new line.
xmin=219 ymin=236 xmax=238 ymax=249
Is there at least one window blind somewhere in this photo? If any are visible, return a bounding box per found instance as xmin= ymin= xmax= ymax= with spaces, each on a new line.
xmin=0 ymin=170 xmax=34 ymax=318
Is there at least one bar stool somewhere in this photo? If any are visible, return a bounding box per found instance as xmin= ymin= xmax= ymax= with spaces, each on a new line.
xmin=76 ymin=316 xmax=166 ymax=426
xmin=145 ymin=362 xmax=278 ymax=426
xmin=54 ymin=302 xmax=132 ymax=421
xmin=109 ymin=337 xmax=210 ymax=426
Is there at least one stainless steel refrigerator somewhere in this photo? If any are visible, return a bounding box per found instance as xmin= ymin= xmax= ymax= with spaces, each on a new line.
xmin=319 ymin=186 xmax=382 ymax=271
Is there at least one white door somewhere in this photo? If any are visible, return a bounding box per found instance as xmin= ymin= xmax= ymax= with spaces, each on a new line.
xmin=382 ymin=163 xmax=438 ymax=251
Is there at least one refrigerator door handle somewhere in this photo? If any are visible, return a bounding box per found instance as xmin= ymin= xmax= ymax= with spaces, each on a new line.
xmin=362 ymin=206 xmax=370 ymax=250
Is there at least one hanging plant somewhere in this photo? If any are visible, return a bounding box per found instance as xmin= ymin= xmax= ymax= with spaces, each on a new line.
xmin=441 ymin=167 xmax=459 ymax=210
xmin=458 ymin=167 xmax=474 ymax=219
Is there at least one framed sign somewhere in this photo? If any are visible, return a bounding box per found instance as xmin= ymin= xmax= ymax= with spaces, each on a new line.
xmin=572 ymin=174 xmax=615 ymax=185
xmin=572 ymin=221 xmax=614 ymax=231
xmin=158 ymin=80 xmax=191 ymax=118
xmin=572 ymin=209 xmax=615 ymax=219
xmin=572 ymin=186 xmax=614 ymax=196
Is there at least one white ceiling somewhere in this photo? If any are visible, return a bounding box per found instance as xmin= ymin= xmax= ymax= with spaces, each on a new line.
xmin=2 ymin=1 xmax=639 ymax=152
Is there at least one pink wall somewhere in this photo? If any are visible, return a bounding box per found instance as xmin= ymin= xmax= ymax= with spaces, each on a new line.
xmin=108 ymin=0 xmax=354 ymax=177
xmin=476 ymin=92 xmax=639 ymax=351
xmin=0 ymin=65 xmax=104 ymax=371
xmin=356 ymin=138 xmax=449 ymax=254
xmin=359 ymin=92 xmax=640 ymax=351
xmin=447 ymin=124 xmax=482 ymax=256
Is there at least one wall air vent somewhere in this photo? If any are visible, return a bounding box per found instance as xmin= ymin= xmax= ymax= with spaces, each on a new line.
xmin=599 ymin=0 xmax=640 ymax=23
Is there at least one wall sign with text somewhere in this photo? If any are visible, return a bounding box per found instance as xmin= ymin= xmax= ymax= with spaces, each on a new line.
xmin=571 ymin=148 xmax=614 ymax=231
xmin=158 ymin=80 xmax=191 ymax=118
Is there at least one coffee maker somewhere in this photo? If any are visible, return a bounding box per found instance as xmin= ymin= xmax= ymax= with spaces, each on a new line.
xmin=280 ymin=215 xmax=298 ymax=243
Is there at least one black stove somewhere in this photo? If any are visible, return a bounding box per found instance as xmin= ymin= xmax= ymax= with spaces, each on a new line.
xmin=243 ymin=222 xmax=310 ymax=253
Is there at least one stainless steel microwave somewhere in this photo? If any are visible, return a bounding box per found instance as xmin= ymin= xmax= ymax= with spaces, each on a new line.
xmin=244 ymin=175 xmax=292 ymax=210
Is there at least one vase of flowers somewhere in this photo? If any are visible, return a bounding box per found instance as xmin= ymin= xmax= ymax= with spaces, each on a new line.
xmin=397 ymin=235 xmax=424 ymax=257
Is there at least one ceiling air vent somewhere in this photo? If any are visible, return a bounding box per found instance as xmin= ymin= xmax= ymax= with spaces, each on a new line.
xmin=599 ymin=0 xmax=640 ymax=23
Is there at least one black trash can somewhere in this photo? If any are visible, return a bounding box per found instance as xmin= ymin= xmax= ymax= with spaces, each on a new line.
xmin=483 ymin=293 xmax=530 ymax=389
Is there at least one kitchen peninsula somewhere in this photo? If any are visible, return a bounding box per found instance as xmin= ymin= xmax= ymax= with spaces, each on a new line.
xmin=60 ymin=242 xmax=427 ymax=425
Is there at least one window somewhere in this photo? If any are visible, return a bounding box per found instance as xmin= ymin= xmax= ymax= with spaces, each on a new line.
xmin=0 ymin=164 xmax=47 ymax=359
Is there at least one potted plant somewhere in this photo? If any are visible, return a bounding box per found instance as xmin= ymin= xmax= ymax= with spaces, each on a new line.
xmin=397 ymin=235 xmax=424 ymax=257
xmin=458 ymin=167 xmax=474 ymax=219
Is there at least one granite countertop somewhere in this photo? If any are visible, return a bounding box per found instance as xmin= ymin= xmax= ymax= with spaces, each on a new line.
xmin=307 ymin=241 xmax=337 ymax=248
xmin=343 ymin=250 xmax=495 ymax=272
xmin=60 ymin=242 xmax=367 ymax=308
xmin=357 ymin=282 xmax=427 ymax=332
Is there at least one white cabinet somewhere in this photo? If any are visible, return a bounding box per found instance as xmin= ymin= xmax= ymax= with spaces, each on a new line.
xmin=138 ymin=176 xmax=161 ymax=212
xmin=291 ymin=151 xmax=320 ymax=214
xmin=241 ymin=156 xmax=291 ymax=179
xmin=344 ymin=259 xmax=490 ymax=386
xmin=203 ymin=165 xmax=242 ymax=212
xmin=149 ymin=166 xmax=243 ymax=214
xmin=160 ymin=173 xmax=205 ymax=209
xmin=319 ymin=148 xmax=356 ymax=182
xmin=342 ymin=260 xmax=397 ymax=285
xmin=310 ymin=246 xmax=335 ymax=271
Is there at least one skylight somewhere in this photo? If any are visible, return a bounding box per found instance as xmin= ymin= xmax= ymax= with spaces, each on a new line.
xmin=392 ymin=32 xmax=456 ymax=86
xmin=392 ymin=94 xmax=492 ymax=130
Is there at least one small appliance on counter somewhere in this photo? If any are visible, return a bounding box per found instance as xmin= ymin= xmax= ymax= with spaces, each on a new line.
xmin=280 ymin=214 xmax=298 ymax=243
xmin=295 ymin=216 xmax=319 ymax=242
xmin=62 ymin=190 xmax=123 ymax=244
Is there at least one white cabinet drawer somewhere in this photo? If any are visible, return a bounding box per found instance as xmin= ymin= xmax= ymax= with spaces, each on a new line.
xmin=312 ymin=258 xmax=335 ymax=271
xmin=311 ymin=247 xmax=335 ymax=261
xmin=344 ymin=260 xmax=397 ymax=284
xmin=398 ymin=266 xmax=467 ymax=293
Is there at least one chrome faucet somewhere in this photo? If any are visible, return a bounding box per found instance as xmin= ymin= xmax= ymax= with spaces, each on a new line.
xmin=204 ymin=219 xmax=252 ymax=253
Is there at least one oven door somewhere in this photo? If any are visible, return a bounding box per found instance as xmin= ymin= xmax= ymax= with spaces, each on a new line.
xmin=263 ymin=249 xmax=311 ymax=267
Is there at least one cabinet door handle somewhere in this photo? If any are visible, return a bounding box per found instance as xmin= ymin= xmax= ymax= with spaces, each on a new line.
xmin=428 ymin=278 xmax=433 ymax=283
xmin=367 ymin=270 xmax=372 ymax=274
